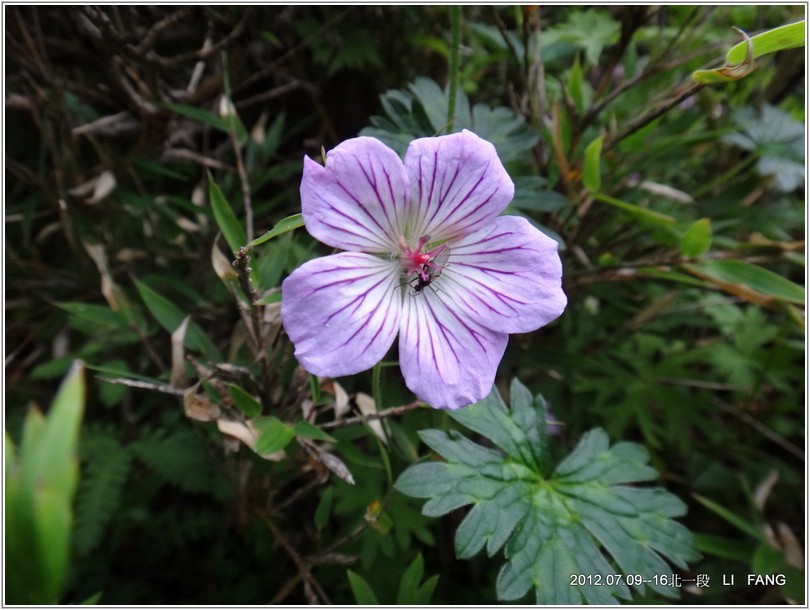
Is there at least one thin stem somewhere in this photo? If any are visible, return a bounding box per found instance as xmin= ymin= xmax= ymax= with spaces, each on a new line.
xmin=321 ymin=401 xmax=422 ymax=430
xmin=446 ymin=6 xmax=462 ymax=132
xmin=233 ymin=247 xmax=274 ymax=404
xmin=263 ymin=516 xmax=332 ymax=604
xmin=230 ymin=132 xmax=253 ymax=242
xmin=221 ymin=51 xmax=254 ymax=242
xmin=693 ymin=154 xmax=757 ymax=199
xmin=371 ymin=361 xmax=382 ymax=414
xmin=604 ymin=82 xmax=705 ymax=152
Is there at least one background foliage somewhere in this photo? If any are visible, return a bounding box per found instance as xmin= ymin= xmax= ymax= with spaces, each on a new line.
xmin=5 ymin=5 xmax=805 ymax=605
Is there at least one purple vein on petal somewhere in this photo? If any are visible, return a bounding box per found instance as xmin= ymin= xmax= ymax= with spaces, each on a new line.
xmin=335 ymin=284 xmax=397 ymax=353
xmin=306 ymin=259 xmax=395 ymax=296
xmin=422 ymin=299 xmax=456 ymax=382
xmin=316 ymin=218 xmax=384 ymax=250
xmin=355 ymin=151 xmax=402 ymax=239
xmin=440 ymin=267 xmax=529 ymax=319
xmin=426 ymin=291 xmax=491 ymax=355
xmin=405 ymin=297 xmax=448 ymax=384
xmin=311 ymin=188 xmax=391 ymax=250
xmin=438 ymin=184 xmax=499 ymax=235
xmin=333 ymin=178 xmax=395 ymax=247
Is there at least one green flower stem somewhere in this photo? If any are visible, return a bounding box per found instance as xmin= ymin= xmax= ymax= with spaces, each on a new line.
xmin=447 ymin=6 xmax=462 ymax=132
xmin=371 ymin=361 xmax=382 ymax=412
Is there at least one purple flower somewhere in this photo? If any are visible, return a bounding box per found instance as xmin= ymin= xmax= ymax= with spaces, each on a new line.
xmin=281 ymin=130 xmax=566 ymax=410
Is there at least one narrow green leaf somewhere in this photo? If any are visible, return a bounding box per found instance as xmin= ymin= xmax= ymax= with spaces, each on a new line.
xmin=133 ymin=279 xmax=221 ymax=360
xmin=583 ymin=135 xmax=603 ymax=192
xmin=692 ymin=494 xmax=764 ymax=541
xmin=32 ymin=488 xmax=73 ymax=604
xmin=254 ymin=417 xmax=295 ymax=454
xmin=293 ymin=421 xmax=337 ymax=443
xmin=314 ymin=486 xmax=334 ymax=530
xmin=347 ymin=570 xmax=380 ymax=605
xmin=208 ymin=173 xmax=247 ymax=253
xmin=680 ymin=218 xmax=712 ymax=258
xmin=247 ymin=213 xmax=305 ymax=247
xmin=592 ymin=191 xmax=676 ymax=225
xmin=78 ymin=591 xmax=104 ymax=605
xmin=567 ymin=54 xmax=585 ymax=113
xmin=255 ymin=292 xmax=282 ymax=305
xmin=5 ymin=431 xmax=15 ymax=473
xmin=226 ymin=384 xmax=262 ymax=418
xmin=8 ymin=362 xmax=85 ymax=604
xmin=86 ymin=364 xmax=166 ymax=386
xmin=19 ymin=361 xmax=85 ymax=498
xmin=57 ymin=302 xmax=129 ymax=329
xmin=726 ymin=20 xmax=805 ymax=63
xmin=688 ymin=259 xmax=805 ymax=304
xmin=165 ymin=102 xmax=233 ymax=133
xmin=414 ymin=574 xmax=440 ymax=605
xmin=693 ymin=533 xmax=753 ymax=562
xmin=693 ymin=26 xmax=755 ymax=84
xmin=693 ymin=21 xmax=804 ymax=84
xmin=396 ymin=553 xmax=424 ymax=604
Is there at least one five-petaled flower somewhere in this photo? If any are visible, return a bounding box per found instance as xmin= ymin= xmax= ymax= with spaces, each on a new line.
xmin=281 ymin=130 xmax=566 ymax=410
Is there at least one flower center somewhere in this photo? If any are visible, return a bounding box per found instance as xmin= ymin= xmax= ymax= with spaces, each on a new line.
xmin=399 ymin=235 xmax=433 ymax=280
xmin=398 ymin=235 xmax=450 ymax=284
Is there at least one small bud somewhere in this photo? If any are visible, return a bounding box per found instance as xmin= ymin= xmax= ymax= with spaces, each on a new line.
xmin=218 ymin=95 xmax=237 ymax=119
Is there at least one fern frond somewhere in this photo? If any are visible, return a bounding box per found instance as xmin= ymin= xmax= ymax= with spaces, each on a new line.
xmin=131 ymin=427 xmax=231 ymax=498
xmin=74 ymin=435 xmax=132 ymax=555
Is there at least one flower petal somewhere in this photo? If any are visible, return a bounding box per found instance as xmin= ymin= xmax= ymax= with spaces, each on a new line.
xmin=440 ymin=215 xmax=566 ymax=334
xmin=300 ymin=137 xmax=410 ymax=252
xmin=281 ymin=253 xmax=401 ymax=377
xmin=398 ymin=288 xmax=508 ymax=410
xmin=404 ymin=129 xmax=514 ymax=241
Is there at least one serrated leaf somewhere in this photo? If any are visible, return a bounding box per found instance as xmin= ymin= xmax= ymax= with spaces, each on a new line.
xmin=542 ymin=10 xmax=620 ymax=65
xmin=73 ymin=437 xmax=132 ymax=555
xmin=359 ymin=77 xmax=537 ymax=163
xmin=395 ymin=379 xmax=698 ymax=604
xmin=130 ymin=428 xmax=229 ymax=497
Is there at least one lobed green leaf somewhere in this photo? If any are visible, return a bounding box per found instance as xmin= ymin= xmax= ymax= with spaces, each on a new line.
xmin=396 ymin=380 xmax=698 ymax=604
